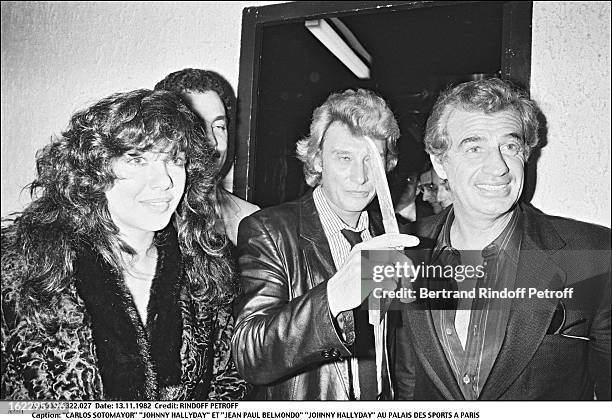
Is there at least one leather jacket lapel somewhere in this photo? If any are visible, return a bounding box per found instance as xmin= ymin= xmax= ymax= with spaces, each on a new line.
xmin=298 ymin=192 xmax=349 ymax=397
xmin=298 ymin=191 xmax=337 ymax=288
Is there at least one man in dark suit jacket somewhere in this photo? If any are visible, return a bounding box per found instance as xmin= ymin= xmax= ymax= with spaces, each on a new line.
xmin=232 ymin=89 xmax=417 ymax=400
xmin=395 ymin=78 xmax=611 ymax=400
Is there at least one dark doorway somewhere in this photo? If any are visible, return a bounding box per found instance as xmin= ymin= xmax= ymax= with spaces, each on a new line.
xmin=235 ymin=1 xmax=532 ymax=207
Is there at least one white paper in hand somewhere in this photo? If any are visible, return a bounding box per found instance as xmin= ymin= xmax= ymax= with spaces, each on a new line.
xmin=364 ymin=137 xmax=399 ymax=235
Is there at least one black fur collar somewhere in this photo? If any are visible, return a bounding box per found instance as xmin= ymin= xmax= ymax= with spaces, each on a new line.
xmin=74 ymin=228 xmax=184 ymax=400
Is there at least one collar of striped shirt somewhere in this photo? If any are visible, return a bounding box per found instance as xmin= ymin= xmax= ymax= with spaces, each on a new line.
xmin=312 ymin=186 xmax=371 ymax=270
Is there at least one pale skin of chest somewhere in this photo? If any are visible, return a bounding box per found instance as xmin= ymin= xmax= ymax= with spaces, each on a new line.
xmin=123 ymin=247 xmax=158 ymax=324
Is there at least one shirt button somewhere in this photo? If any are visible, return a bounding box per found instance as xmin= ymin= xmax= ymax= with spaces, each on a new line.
xmin=462 ymin=374 xmax=470 ymax=384
xmin=445 ymin=328 xmax=453 ymax=335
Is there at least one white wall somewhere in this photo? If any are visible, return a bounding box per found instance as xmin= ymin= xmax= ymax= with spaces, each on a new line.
xmin=2 ymin=1 xmax=611 ymax=228
xmin=530 ymin=1 xmax=611 ymax=227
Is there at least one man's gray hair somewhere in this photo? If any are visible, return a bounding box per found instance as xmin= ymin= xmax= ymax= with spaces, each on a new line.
xmin=424 ymin=78 xmax=540 ymax=159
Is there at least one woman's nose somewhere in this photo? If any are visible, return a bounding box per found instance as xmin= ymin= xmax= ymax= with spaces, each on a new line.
xmin=149 ymin=161 xmax=173 ymax=190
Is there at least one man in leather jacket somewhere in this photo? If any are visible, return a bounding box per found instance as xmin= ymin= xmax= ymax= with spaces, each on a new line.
xmin=232 ymin=89 xmax=418 ymax=400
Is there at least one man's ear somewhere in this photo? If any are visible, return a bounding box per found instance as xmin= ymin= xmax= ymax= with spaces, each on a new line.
xmin=430 ymin=154 xmax=448 ymax=180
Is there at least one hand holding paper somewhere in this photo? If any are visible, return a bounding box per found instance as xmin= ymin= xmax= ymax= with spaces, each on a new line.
xmin=327 ymin=233 xmax=419 ymax=317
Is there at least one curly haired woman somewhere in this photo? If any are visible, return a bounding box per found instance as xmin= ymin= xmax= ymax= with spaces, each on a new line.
xmin=1 ymin=89 xmax=248 ymax=400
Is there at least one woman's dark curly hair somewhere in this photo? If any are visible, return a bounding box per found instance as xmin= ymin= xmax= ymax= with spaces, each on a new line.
xmin=2 ymin=89 xmax=237 ymax=326
xmin=155 ymin=68 xmax=237 ymax=179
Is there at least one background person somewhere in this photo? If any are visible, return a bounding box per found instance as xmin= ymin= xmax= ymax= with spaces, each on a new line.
xmin=394 ymin=171 xmax=420 ymax=223
xmin=394 ymin=171 xmax=436 ymax=234
xmin=1 ymin=89 xmax=248 ymax=400
xmin=155 ymin=68 xmax=260 ymax=245
xmin=418 ymin=167 xmax=453 ymax=214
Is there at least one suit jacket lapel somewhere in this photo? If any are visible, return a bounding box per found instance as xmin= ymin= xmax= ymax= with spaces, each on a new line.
xmin=406 ymin=300 xmax=465 ymax=399
xmin=410 ymin=205 xmax=568 ymax=400
xmin=406 ymin=207 xmax=464 ymax=399
xmin=479 ymin=204 xmax=567 ymax=399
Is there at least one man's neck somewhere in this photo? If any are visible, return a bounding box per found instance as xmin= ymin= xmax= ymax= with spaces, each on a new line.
xmin=450 ymin=209 xmax=515 ymax=250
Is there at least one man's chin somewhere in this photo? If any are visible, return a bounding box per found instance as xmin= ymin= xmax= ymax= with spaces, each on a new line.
xmin=474 ymin=200 xmax=519 ymax=218
xmin=342 ymin=194 xmax=374 ymax=211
